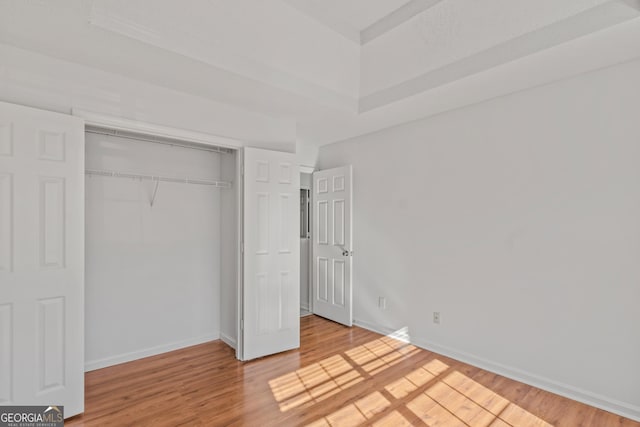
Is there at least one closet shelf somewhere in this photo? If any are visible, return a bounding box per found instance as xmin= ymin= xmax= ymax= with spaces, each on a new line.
xmin=85 ymin=169 xmax=232 ymax=188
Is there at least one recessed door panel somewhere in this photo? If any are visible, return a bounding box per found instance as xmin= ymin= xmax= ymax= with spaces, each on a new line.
xmin=38 ymin=131 xmax=66 ymax=162
xmin=333 ymin=260 xmax=345 ymax=307
xmin=257 ymin=273 xmax=271 ymax=333
xmin=0 ymin=303 xmax=12 ymax=403
xmin=318 ymin=200 xmax=328 ymax=245
xmin=279 ymin=194 xmax=291 ymax=253
xmin=39 ymin=177 xmax=66 ymax=269
xmin=317 ymin=257 xmax=328 ymax=302
xmin=0 ymin=173 xmax=12 ymax=272
xmin=256 ymin=193 xmax=269 ymax=255
xmin=0 ymin=123 xmax=13 ymax=157
xmin=38 ymin=297 xmax=65 ymax=393
xmin=279 ymin=163 xmax=291 ymax=184
xmin=333 ymin=199 xmax=345 ymax=246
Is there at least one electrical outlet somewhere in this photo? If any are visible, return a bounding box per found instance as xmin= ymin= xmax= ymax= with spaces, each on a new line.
xmin=379 ymin=297 xmax=386 ymax=310
xmin=433 ymin=312 xmax=440 ymax=324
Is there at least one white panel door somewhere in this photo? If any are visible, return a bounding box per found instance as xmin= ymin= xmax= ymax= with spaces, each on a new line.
xmin=312 ymin=166 xmax=353 ymax=326
xmin=0 ymin=101 xmax=84 ymax=416
xmin=242 ymin=147 xmax=299 ymax=360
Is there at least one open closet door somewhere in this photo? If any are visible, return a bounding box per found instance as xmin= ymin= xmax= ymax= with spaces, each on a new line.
xmin=0 ymin=101 xmax=84 ymax=416
xmin=312 ymin=166 xmax=353 ymax=326
xmin=241 ymin=147 xmax=299 ymax=360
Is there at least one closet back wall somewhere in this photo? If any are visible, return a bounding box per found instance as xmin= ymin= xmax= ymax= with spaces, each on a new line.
xmin=85 ymin=132 xmax=223 ymax=371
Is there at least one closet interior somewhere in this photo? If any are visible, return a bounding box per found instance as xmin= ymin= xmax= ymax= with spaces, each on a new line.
xmin=84 ymin=126 xmax=238 ymax=370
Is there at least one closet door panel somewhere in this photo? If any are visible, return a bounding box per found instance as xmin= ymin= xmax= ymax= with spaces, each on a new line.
xmin=241 ymin=147 xmax=299 ymax=360
xmin=0 ymin=101 xmax=84 ymax=417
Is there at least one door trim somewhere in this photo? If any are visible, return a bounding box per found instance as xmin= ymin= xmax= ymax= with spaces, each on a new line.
xmin=72 ymin=109 xmax=243 ymax=149
xmin=300 ymin=167 xmax=315 ymax=315
xmin=236 ymin=151 xmax=244 ymax=360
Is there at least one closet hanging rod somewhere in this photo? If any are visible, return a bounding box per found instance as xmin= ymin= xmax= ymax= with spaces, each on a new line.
xmin=85 ymin=126 xmax=234 ymax=155
xmin=85 ymin=169 xmax=232 ymax=189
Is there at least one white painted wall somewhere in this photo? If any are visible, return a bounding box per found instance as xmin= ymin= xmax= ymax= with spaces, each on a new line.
xmin=297 ymin=140 xmax=319 ymax=170
xmin=0 ymin=43 xmax=296 ymax=151
xmin=85 ymin=132 xmax=236 ymax=370
xmin=319 ymin=58 xmax=640 ymax=420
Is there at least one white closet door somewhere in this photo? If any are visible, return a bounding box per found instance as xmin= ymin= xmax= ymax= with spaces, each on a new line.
xmin=312 ymin=165 xmax=353 ymax=326
xmin=0 ymin=101 xmax=84 ymax=416
xmin=241 ymin=147 xmax=299 ymax=360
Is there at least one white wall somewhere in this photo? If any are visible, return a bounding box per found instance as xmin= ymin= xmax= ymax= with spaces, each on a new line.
xmin=298 ymin=140 xmax=319 ymax=171
xmin=85 ymin=133 xmax=235 ymax=369
xmin=319 ymin=58 xmax=640 ymax=420
xmin=0 ymin=43 xmax=295 ymax=152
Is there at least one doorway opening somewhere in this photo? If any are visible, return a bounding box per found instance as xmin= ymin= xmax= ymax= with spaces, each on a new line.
xmin=84 ymin=125 xmax=240 ymax=371
xmin=300 ymin=172 xmax=312 ymax=317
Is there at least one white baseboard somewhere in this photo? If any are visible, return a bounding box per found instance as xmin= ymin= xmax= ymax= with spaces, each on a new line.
xmin=353 ymin=318 xmax=397 ymax=336
xmin=353 ymin=318 xmax=640 ymax=423
xmin=300 ymin=303 xmax=310 ymax=311
xmin=220 ymin=331 xmax=237 ymax=350
xmin=85 ymin=332 xmax=220 ymax=372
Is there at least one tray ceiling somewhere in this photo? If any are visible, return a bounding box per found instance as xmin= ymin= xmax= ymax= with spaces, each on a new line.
xmin=0 ymin=0 xmax=639 ymax=146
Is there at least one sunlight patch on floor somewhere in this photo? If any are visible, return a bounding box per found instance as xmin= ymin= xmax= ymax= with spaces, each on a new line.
xmin=303 ymin=358 xmax=554 ymax=426
xmin=406 ymin=369 xmax=553 ymax=427
xmin=270 ymin=325 xmax=555 ymax=426
xmin=372 ymin=410 xmax=414 ymax=426
xmin=384 ymin=359 xmax=450 ymax=399
xmin=345 ymin=335 xmax=421 ymax=376
xmin=269 ymin=331 xmax=420 ymax=412
xmin=269 ymin=354 xmax=364 ymax=412
xmin=306 ymin=391 xmax=392 ymax=427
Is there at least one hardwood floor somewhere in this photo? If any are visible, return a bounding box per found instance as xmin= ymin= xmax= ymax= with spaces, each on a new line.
xmin=67 ymin=316 xmax=638 ymax=426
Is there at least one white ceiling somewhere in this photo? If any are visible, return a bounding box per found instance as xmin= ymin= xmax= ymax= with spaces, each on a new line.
xmin=288 ymin=0 xmax=411 ymax=31
xmin=318 ymin=0 xmax=411 ymax=30
xmin=1 ymin=0 xmax=640 ymax=148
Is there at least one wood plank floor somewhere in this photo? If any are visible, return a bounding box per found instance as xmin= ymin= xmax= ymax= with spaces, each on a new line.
xmin=67 ymin=316 xmax=639 ymax=426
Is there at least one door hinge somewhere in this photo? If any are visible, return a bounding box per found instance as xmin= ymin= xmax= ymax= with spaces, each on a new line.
xmin=240 ymin=319 xmax=244 ymax=330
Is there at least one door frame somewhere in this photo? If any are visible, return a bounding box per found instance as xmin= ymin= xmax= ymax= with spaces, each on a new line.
xmin=300 ymin=165 xmax=315 ymax=315
xmin=235 ymin=150 xmax=244 ymax=360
